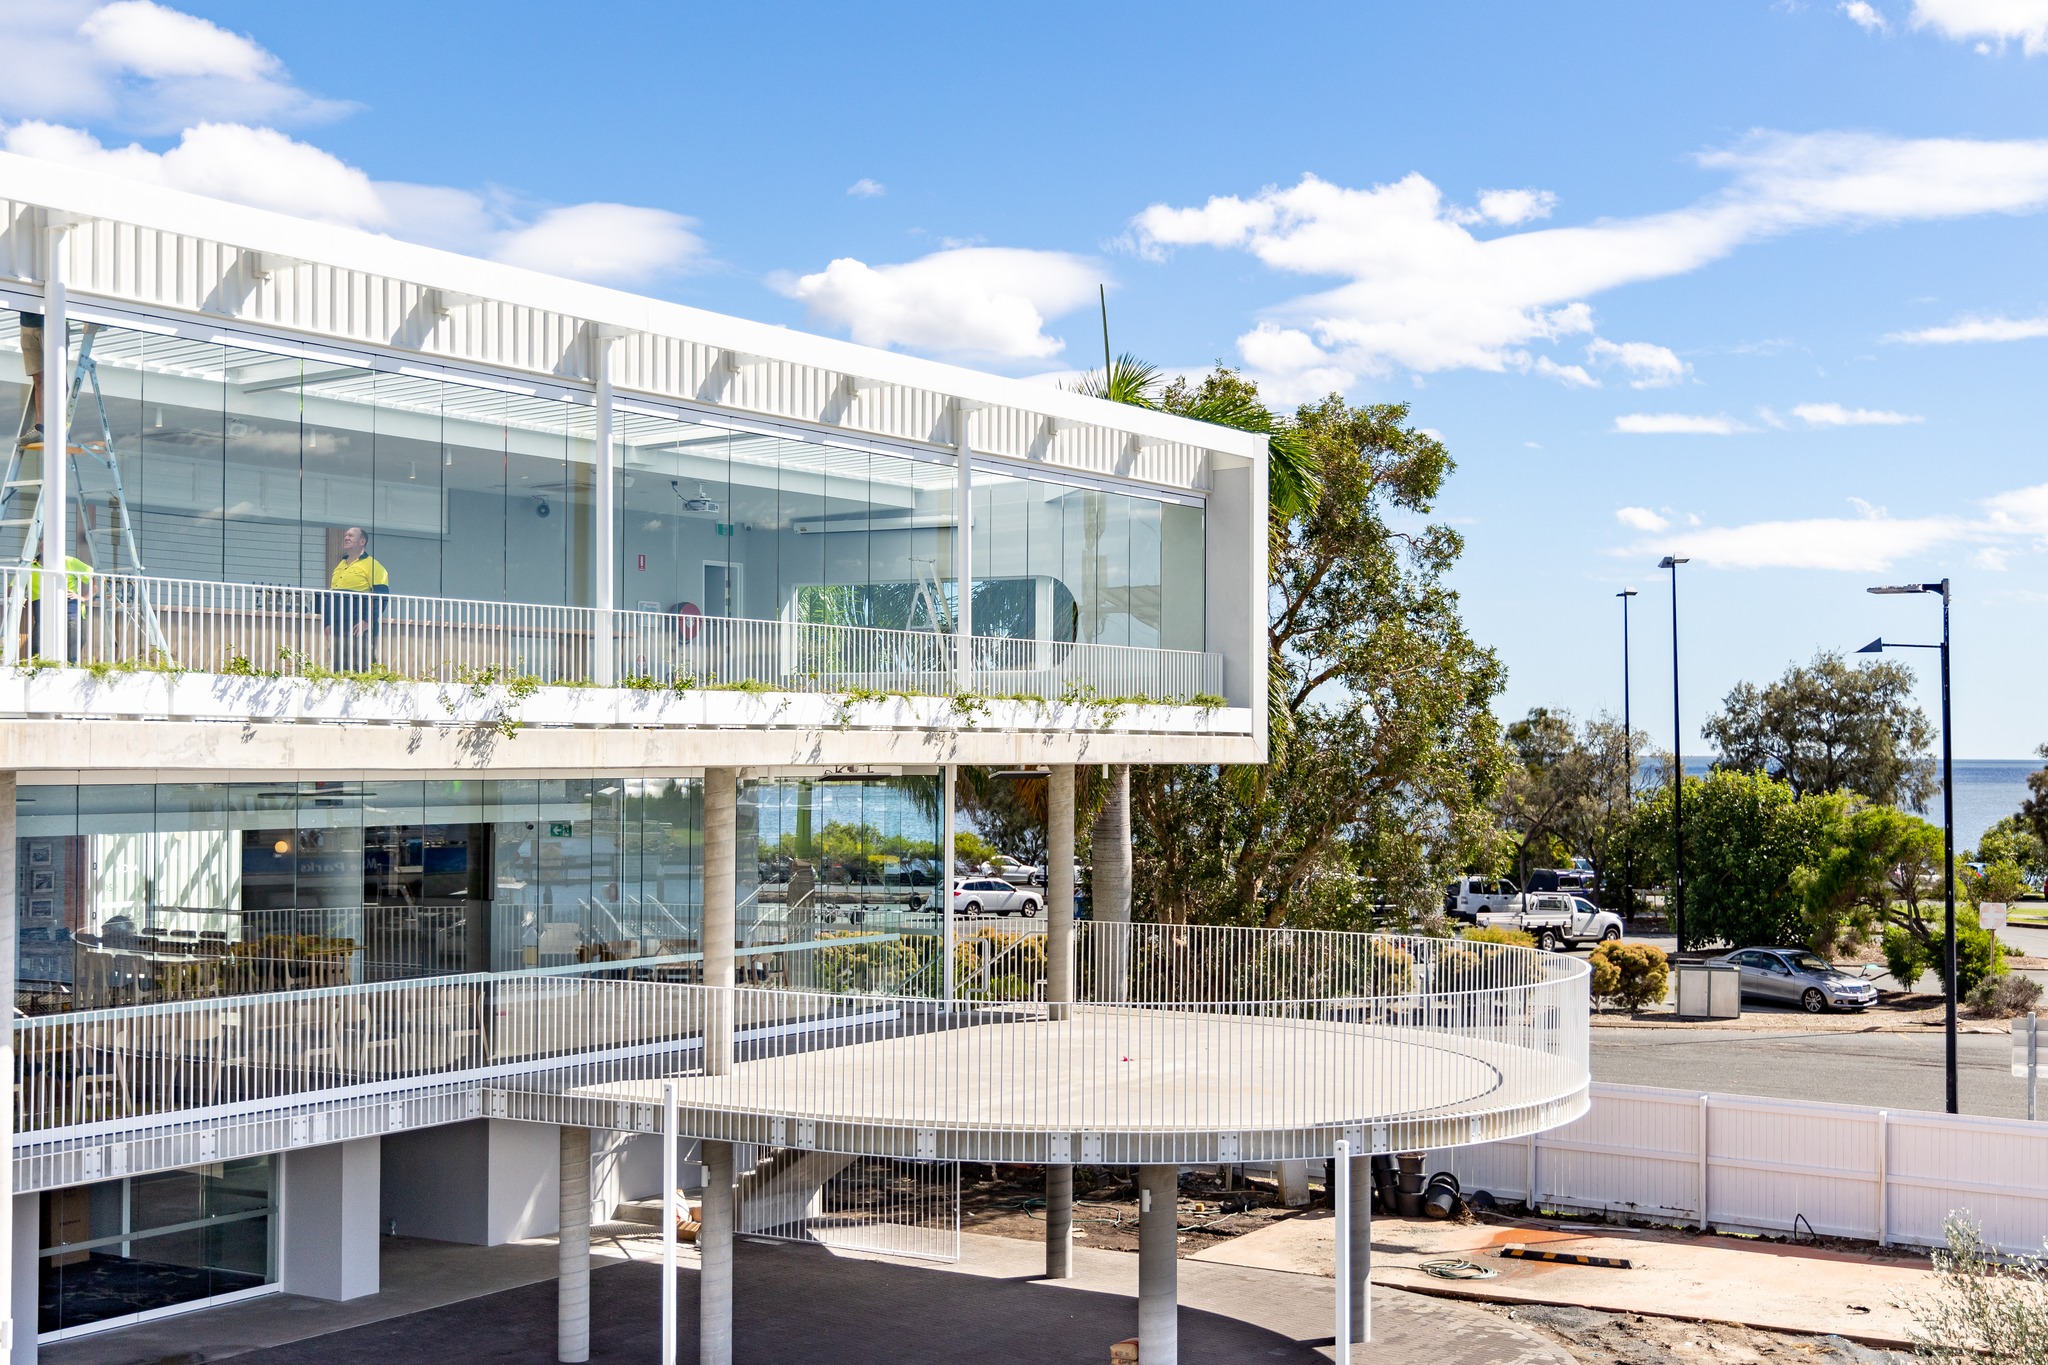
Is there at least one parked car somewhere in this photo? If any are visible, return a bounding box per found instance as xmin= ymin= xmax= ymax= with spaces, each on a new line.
xmin=1444 ymin=876 xmax=1520 ymax=924
xmin=951 ymin=877 xmax=1041 ymax=917
xmin=1475 ymin=893 xmax=1622 ymax=951
xmin=1523 ymin=867 xmax=1598 ymax=896
xmin=982 ymin=855 xmax=1043 ymax=885
xmin=1706 ymin=947 xmax=1878 ymax=1013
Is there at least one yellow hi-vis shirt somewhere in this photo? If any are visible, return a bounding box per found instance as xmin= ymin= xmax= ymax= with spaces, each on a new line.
xmin=27 ymin=556 xmax=92 ymax=601
xmin=330 ymin=555 xmax=389 ymax=592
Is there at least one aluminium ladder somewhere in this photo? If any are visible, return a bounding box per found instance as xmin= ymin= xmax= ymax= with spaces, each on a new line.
xmin=5 ymin=323 xmax=170 ymax=662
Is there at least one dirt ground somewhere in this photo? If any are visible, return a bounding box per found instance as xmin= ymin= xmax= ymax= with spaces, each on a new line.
xmin=959 ymin=1164 xmax=1313 ymax=1256
xmin=1478 ymin=1302 xmax=1915 ymax=1365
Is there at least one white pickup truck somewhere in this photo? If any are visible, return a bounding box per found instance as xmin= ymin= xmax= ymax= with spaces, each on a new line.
xmin=1474 ymin=893 xmax=1623 ymax=951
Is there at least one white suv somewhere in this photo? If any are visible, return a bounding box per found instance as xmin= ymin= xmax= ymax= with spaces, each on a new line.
xmin=952 ymin=878 xmax=1041 ymax=917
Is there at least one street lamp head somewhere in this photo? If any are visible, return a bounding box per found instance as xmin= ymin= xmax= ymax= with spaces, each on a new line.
xmin=1868 ymin=584 xmax=1926 ymax=595
xmin=1857 ymin=637 xmax=1885 ymax=654
xmin=1658 ymin=556 xmax=1690 ymax=569
xmin=1618 ymin=588 xmax=1638 ymax=598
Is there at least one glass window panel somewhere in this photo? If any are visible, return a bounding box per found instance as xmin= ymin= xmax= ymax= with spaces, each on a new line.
xmin=776 ymin=437 xmax=825 ymax=622
xmin=1159 ymin=501 xmax=1206 ymax=652
xmin=441 ymin=380 xmax=508 ymax=603
xmin=1126 ymin=495 xmax=1162 ymax=650
xmin=504 ymin=396 xmax=571 ymax=607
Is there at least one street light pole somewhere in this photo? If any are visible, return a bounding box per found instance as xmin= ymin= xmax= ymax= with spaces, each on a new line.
xmin=1862 ymin=577 xmax=1956 ymax=1115
xmin=1618 ymin=588 xmax=1638 ymax=919
xmin=1659 ymin=557 xmax=1690 ymax=953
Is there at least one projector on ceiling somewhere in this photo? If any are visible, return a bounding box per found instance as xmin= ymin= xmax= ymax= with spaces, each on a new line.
xmin=673 ymin=480 xmax=721 ymax=515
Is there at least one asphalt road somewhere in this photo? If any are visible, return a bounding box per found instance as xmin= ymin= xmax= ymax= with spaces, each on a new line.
xmin=1593 ymin=1026 xmax=2036 ymax=1119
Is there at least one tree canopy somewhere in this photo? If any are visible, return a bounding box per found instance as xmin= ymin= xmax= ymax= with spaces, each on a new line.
xmin=1125 ymin=372 xmax=1506 ymax=927
xmin=1702 ymin=650 xmax=1936 ymax=809
xmin=1492 ymin=707 xmax=1643 ymax=893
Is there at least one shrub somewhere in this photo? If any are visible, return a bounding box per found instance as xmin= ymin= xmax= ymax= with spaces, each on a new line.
xmin=1930 ymin=907 xmax=2006 ymax=999
xmin=1461 ymin=925 xmax=1536 ymax=948
xmin=1589 ymin=940 xmax=1669 ymax=1011
xmin=1910 ymin=1215 xmax=2048 ymax=1360
xmin=1883 ymin=924 xmax=1930 ymax=992
xmin=1966 ymin=972 xmax=2043 ymax=1019
xmin=1365 ymin=939 xmax=1416 ymax=995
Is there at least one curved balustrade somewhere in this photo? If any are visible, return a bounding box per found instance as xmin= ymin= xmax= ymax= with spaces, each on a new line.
xmin=16 ymin=925 xmax=1590 ymax=1170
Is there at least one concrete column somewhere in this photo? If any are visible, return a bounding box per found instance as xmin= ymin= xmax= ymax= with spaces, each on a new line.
xmin=1046 ymin=764 xmax=1075 ymax=1016
xmin=557 ymin=1127 xmax=591 ymax=1363
xmin=1350 ymin=1152 xmax=1372 ymax=1342
xmin=0 ymin=772 xmax=15 ymax=1360
xmin=1091 ymin=764 xmax=1131 ymax=1003
xmin=280 ymin=1138 xmax=381 ymax=1302
xmin=704 ymin=768 xmax=736 ymax=1076
xmin=941 ymin=765 xmax=955 ymax=1005
xmin=38 ymin=228 xmax=69 ymax=663
xmin=1276 ymin=1160 xmax=1313 ymax=1207
xmin=1137 ymin=1165 xmax=1179 ymax=1364
xmin=1044 ymin=1164 xmax=1072 ymax=1280
xmin=699 ymin=1139 xmax=736 ymax=1365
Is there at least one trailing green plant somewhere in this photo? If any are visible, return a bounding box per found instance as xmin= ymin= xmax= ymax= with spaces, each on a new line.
xmin=1189 ymin=692 xmax=1228 ymax=711
xmin=947 ymin=691 xmax=991 ymax=726
xmin=708 ymin=678 xmax=774 ymax=694
xmin=16 ymin=655 xmax=63 ymax=677
xmin=221 ymin=652 xmax=256 ymax=677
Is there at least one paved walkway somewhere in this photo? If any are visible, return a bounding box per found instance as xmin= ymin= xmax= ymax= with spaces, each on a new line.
xmin=47 ymin=1226 xmax=1568 ymax=1365
xmin=1191 ymin=1212 xmax=1934 ymax=1347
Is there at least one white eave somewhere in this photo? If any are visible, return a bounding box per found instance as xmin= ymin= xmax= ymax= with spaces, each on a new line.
xmin=0 ymin=152 xmax=1267 ymax=480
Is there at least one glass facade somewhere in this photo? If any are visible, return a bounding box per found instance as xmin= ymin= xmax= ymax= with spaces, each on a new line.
xmin=0 ymin=312 xmax=1206 ymax=650
xmin=40 ymin=1157 xmax=275 ymax=1335
xmin=15 ymin=775 xmax=940 ymax=1013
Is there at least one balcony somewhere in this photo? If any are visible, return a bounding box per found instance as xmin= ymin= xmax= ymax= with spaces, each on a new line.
xmin=0 ymin=568 xmax=1225 ymax=706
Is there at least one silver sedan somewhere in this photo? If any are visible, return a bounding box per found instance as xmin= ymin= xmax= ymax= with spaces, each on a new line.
xmin=1709 ymin=947 xmax=1879 ymax=1013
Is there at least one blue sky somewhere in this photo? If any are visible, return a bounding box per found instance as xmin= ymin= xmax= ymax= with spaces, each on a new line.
xmin=6 ymin=0 xmax=2048 ymax=757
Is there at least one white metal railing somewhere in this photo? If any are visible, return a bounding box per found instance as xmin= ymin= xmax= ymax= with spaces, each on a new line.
xmin=0 ymin=566 xmax=1224 ymax=702
xmin=16 ymin=928 xmax=1587 ymax=1153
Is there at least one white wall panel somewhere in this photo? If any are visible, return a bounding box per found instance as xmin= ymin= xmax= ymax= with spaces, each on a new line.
xmin=1443 ymin=1081 xmax=2048 ymax=1257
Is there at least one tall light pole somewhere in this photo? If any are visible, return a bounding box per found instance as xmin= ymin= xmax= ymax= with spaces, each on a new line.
xmin=1618 ymin=588 xmax=1638 ymax=919
xmin=1659 ymin=557 xmax=1690 ymax=952
xmin=1861 ymin=577 xmax=1955 ymax=1115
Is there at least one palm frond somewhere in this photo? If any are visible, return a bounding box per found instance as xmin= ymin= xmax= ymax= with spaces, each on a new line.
xmin=1069 ymin=352 xmax=1163 ymax=408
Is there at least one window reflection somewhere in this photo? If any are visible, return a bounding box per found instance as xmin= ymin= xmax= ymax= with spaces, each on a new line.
xmin=2 ymin=312 xmax=1205 ymax=649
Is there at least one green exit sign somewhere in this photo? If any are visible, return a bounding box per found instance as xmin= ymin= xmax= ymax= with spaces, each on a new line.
xmin=549 ymin=822 xmax=573 ymax=837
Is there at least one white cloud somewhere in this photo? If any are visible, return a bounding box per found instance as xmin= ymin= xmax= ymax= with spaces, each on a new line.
xmin=1616 ymin=479 xmax=2048 ymax=570
xmin=1885 ymin=311 xmax=2048 ymax=343
xmin=0 ymin=3 xmax=707 ymax=288
xmin=5 ymin=119 xmax=384 ymax=225
xmin=1615 ymin=506 xmax=1671 ymax=532
xmin=1911 ymin=0 xmax=2048 ymax=53
xmin=0 ymin=0 xmax=347 ymax=131
xmin=1532 ymin=356 xmax=1599 ymax=388
xmin=1842 ymin=1 xmax=1891 ymax=32
xmin=1131 ymin=130 xmax=2048 ymax=393
xmin=773 ymin=247 xmax=1101 ymax=360
xmin=1791 ymin=401 xmax=1924 ymax=426
xmin=1587 ymin=338 xmax=1689 ymax=387
xmin=3 ymin=119 xmax=705 ymax=285
xmin=490 ymin=203 xmax=706 ymax=284
xmin=847 ymin=178 xmax=886 ymax=198
xmin=1454 ymin=188 xmax=1558 ymax=226
xmin=1613 ymin=413 xmax=1746 ymax=434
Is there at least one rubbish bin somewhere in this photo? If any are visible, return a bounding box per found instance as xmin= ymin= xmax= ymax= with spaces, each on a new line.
xmin=1672 ymin=962 xmax=1741 ymax=1020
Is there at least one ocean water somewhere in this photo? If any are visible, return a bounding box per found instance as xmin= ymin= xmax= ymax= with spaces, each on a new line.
xmin=1674 ymin=757 xmax=2037 ymax=853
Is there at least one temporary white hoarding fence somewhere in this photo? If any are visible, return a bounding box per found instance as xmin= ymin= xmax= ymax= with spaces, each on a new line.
xmin=1441 ymin=1080 xmax=2048 ymax=1258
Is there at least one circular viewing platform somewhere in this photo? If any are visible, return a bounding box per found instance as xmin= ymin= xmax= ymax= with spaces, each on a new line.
xmin=571 ymin=927 xmax=1592 ymax=1165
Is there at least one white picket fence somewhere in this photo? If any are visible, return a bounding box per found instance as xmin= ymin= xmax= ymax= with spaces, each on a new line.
xmin=1441 ymin=1081 xmax=2048 ymax=1257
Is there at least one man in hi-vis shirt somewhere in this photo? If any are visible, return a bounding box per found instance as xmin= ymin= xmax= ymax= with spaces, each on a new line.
xmin=325 ymin=526 xmax=390 ymax=672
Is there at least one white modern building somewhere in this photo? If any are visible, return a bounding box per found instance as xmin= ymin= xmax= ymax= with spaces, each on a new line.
xmin=0 ymin=152 xmax=1588 ymax=1365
